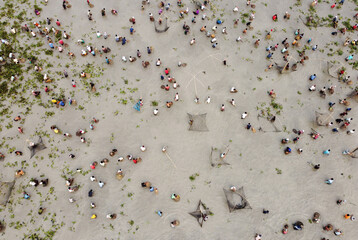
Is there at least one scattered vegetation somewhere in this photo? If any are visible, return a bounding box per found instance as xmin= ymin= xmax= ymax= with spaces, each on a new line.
xmin=189 ymin=173 xmax=200 ymax=181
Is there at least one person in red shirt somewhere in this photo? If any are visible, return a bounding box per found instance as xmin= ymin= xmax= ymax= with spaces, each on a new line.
xmin=90 ymin=161 xmax=97 ymax=169
xmin=164 ymin=68 xmax=170 ymax=75
xmin=272 ymin=14 xmax=277 ymax=21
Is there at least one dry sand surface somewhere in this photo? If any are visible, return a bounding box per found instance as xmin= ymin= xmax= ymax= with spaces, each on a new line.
xmin=0 ymin=0 xmax=357 ymax=239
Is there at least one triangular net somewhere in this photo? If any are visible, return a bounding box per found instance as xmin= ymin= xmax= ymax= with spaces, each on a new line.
xmin=0 ymin=180 xmax=15 ymax=206
xmin=188 ymin=113 xmax=209 ymax=131
xmin=189 ymin=200 xmax=212 ymax=227
xmin=223 ymin=187 xmax=252 ymax=212
xmin=28 ymin=136 xmax=47 ymax=159
xmin=210 ymin=147 xmax=230 ymax=167
xmin=257 ymin=114 xmax=281 ymax=132
xmin=315 ymin=111 xmax=333 ymax=126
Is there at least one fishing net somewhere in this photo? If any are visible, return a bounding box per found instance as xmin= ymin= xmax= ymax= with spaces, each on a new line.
xmin=0 ymin=180 xmax=15 ymax=206
xmin=210 ymin=147 xmax=230 ymax=167
xmin=315 ymin=111 xmax=333 ymax=126
xmin=325 ymin=61 xmax=341 ymax=78
xmin=191 ymin=0 xmax=203 ymax=8
xmin=275 ymin=62 xmax=289 ymax=74
xmin=188 ymin=113 xmax=208 ymax=131
xmin=28 ymin=136 xmax=47 ymax=159
xmin=348 ymin=89 xmax=358 ymax=102
xmin=189 ymin=200 xmax=212 ymax=227
xmin=257 ymin=114 xmax=281 ymax=132
xmin=154 ymin=17 xmax=169 ymax=33
xmin=223 ymin=187 xmax=252 ymax=212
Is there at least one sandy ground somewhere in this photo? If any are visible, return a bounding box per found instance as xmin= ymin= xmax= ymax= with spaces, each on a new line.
xmin=0 ymin=0 xmax=358 ymax=239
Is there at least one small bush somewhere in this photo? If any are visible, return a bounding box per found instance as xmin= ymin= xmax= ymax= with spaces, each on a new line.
xmin=45 ymin=50 xmax=53 ymax=56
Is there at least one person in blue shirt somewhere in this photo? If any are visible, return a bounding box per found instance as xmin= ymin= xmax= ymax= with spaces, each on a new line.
xmin=345 ymin=55 xmax=353 ymax=61
xmin=23 ymin=192 xmax=30 ymax=199
xmin=323 ymin=149 xmax=330 ymax=155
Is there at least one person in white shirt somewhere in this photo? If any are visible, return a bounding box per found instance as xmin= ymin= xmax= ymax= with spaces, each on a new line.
xmin=241 ymin=112 xmax=248 ymax=119
xmin=230 ymin=87 xmax=238 ymax=93
xmin=309 ymin=85 xmax=316 ymax=91
xmin=347 ymin=129 xmax=355 ymax=135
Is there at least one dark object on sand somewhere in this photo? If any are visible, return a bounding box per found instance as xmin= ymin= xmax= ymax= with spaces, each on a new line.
xmin=0 ymin=221 xmax=5 ymax=232
xmin=28 ymin=137 xmax=47 ymax=159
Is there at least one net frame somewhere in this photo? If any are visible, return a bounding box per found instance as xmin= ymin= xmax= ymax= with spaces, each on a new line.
xmin=28 ymin=136 xmax=47 ymax=159
xmin=210 ymin=147 xmax=230 ymax=167
xmin=223 ymin=187 xmax=252 ymax=212
xmin=0 ymin=180 xmax=15 ymax=206
xmin=189 ymin=200 xmax=212 ymax=227
xmin=188 ymin=113 xmax=209 ymax=132
xmin=315 ymin=111 xmax=333 ymax=126
xmin=154 ymin=17 xmax=169 ymax=33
